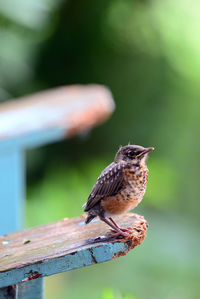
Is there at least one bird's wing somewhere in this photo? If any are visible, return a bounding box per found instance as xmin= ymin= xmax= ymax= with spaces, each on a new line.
xmin=84 ymin=162 xmax=124 ymax=211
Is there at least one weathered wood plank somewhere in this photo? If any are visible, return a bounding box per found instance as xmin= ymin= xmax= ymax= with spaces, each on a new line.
xmin=0 ymin=84 xmax=115 ymax=150
xmin=0 ymin=213 xmax=148 ymax=288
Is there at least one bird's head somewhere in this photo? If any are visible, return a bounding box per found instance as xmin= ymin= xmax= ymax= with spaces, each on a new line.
xmin=114 ymin=145 xmax=154 ymax=164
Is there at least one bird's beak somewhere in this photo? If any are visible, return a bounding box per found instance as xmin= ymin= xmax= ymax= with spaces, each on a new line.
xmin=144 ymin=147 xmax=155 ymax=154
xmin=136 ymin=147 xmax=155 ymax=158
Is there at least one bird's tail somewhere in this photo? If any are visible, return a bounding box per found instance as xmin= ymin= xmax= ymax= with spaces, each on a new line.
xmin=85 ymin=213 xmax=96 ymax=224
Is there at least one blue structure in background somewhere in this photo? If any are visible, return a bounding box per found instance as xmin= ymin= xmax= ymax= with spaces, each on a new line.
xmin=0 ymin=85 xmax=114 ymax=298
xmin=0 ymin=128 xmax=66 ymax=235
xmin=0 ymin=149 xmax=24 ymax=234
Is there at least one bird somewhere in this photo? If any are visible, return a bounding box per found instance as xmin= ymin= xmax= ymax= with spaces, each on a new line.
xmin=82 ymin=144 xmax=154 ymax=237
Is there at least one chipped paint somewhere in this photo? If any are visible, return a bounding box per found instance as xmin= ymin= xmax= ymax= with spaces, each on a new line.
xmin=1 ymin=241 xmax=10 ymax=245
xmin=0 ymin=241 xmax=133 ymax=288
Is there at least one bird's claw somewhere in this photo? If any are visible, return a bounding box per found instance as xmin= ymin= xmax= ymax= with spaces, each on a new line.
xmin=109 ymin=230 xmax=140 ymax=241
xmin=109 ymin=227 xmax=133 ymax=238
xmin=110 ymin=231 xmax=129 ymax=238
xmin=110 ymin=227 xmax=133 ymax=233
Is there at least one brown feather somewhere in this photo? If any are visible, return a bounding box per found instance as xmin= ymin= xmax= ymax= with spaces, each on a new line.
xmin=84 ymin=162 xmax=124 ymax=212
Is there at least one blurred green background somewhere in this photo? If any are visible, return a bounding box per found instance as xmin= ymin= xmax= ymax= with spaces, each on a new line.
xmin=1 ymin=0 xmax=200 ymax=298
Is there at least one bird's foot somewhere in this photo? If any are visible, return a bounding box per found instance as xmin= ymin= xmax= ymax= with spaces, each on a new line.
xmin=109 ymin=227 xmax=133 ymax=238
xmin=110 ymin=230 xmax=140 ymax=241
xmin=110 ymin=227 xmax=132 ymax=233
xmin=121 ymin=227 xmax=132 ymax=232
xmin=110 ymin=231 xmax=129 ymax=238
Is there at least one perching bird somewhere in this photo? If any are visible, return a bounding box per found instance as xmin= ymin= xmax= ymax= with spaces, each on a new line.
xmin=83 ymin=145 xmax=154 ymax=237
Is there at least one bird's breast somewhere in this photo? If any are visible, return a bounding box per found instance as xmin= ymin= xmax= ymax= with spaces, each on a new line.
xmin=102 ymin=165 xmax=148 ymax=216
xmin=122 ymin=166 xmax=148 ymax=198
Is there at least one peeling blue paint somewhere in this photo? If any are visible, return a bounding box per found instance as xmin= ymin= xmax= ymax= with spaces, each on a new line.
xmin=91 ymin=242 xmax=128 ymax=263
xmin=0 ymin=242 xmax=129 ymax=288
xmin=78 ymin=221 xmax=86 ymax=226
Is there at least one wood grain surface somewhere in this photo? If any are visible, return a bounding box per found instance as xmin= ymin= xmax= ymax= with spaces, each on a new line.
xmin=0 ymin=213 xmax=148 ymax=288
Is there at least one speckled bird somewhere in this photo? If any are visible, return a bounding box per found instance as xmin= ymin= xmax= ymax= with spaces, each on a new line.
xmin=83 ymin=144 xmax=154 ymax=237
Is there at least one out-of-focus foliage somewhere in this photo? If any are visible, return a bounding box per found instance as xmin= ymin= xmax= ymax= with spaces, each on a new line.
xmin=1 ymin=0 xmax=200 ymax=298
xmin=0 ymin=0 xmax=58 ymax=100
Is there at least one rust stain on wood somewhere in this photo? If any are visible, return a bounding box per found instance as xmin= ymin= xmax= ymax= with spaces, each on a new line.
xmin=112 ymin=219 xmax=148 ymax=259
xmin=22 ymin=271 xmax=42 ymax=282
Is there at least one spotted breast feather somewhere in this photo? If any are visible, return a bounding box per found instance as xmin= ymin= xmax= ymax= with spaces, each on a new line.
xmin=84 ymin=162 xmax=125 ymax=212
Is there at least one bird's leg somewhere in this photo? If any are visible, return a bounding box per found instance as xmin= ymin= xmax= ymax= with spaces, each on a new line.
xmin=109 ymin=217 xmax=139 ymax=240
xmin=99 ymin=216 xmax=129 ymax=237
xmin=109 ymin=217 xmax=132 ymax=232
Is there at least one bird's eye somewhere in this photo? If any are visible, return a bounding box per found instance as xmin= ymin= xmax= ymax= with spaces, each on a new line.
xmin=127 ymin=151 xmax=135 ymax=157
